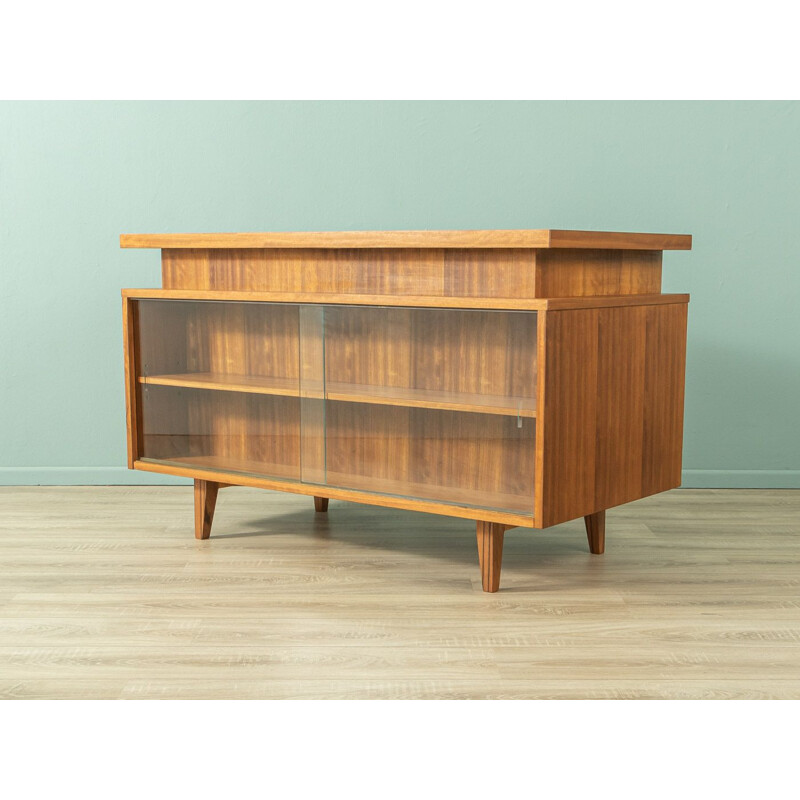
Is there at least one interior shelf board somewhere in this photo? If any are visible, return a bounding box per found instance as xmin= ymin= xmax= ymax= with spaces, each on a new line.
xmin=139 ymin=455 xmax=301 ymax=482
xmin=134 ymin=458 xmax=534 ymax=527
xmin=325 ymin=381 xmax=535 ymax=418
xmin=140 ymin=372 xmax=536 ymax=418
xmin=324 ymin=470 xmax=533 ymax=514
xmin=141 ymin=372 xmax=299 ymax=396
xmin=138 ymin=457 xmax=532 ymax=515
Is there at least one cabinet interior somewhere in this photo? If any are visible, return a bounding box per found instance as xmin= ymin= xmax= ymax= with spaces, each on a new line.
xmin=136 ymin=299 xmax=537 ymax=515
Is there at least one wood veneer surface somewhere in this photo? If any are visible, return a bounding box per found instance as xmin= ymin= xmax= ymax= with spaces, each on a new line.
xmin=158 ymin=247 xmax=669 ymax=298
xmin=140 ymin=372 xmax=537 ymax=418
xmin=125 ymin=288 xmax=690 ymax=311
xmin=536 ymin=302 xmax=688 ymax=527
xmin=121 ymin=229 xmax=692 ymax=250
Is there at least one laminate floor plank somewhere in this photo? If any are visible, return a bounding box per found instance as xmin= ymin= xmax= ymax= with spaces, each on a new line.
xmin=0 ymin=487 xmax=798 ymax=698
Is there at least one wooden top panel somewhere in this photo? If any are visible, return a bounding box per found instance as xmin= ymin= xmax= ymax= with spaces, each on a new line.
xmin=122 ymin=288 xmax=689 ymax=311
xmin=120 ymin=229 xmax=692 ymax=251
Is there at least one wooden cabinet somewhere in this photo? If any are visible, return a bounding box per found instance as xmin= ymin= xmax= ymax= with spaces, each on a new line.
xmin=122 ymin=229 xmax=690 ymax=592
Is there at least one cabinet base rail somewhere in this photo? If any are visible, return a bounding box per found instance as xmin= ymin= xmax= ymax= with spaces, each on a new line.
xmin=190 ymin=479 xmax=606 ymax=592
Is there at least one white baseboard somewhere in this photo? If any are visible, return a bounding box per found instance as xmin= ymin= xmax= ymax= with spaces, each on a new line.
xmin=0 ymin=467 xmax=190 ymax=485
xmin=679 ymin=470 xmax=800 ymax=489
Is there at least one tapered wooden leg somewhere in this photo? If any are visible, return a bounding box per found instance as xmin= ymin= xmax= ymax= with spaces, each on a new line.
xmin=314 ymin=496 xmax=329 ymax=512
xmin=194 ymin=479 xmax=219 ymax=540
xmin=584 ymin=510 xmax=605 ymax=554
xmin=476 ymin=521 xmax=506 ymax=593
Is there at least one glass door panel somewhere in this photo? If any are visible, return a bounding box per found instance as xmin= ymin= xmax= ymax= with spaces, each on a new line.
xmin=136 ymin=299 xmax=302 ymax=482
xmin=321 ymin=306 xmax=537 ymax=515
xmin=298 ymin=305 xmax=326 ymax=485
xmin=133 ymin=299 xmax=537 ymax=516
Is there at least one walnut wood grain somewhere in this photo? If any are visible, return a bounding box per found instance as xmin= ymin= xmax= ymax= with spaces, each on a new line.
xmin=194 ymin=479 xmax=219 ymax=540
xmin=584 ymin=511 xmax=605 ymax=554
xmin=476 ymin=521 xmax=508 ymax=592
xmin=140 ymin=373 xmax=300 ymax=397
xmin=122 ymin=298 xmax=142 ymax=468
xmin=140 ymin=387 xmax=302 ymax=482
xmin=314 ymin=497 xmax=329 ymax=512
xmin=122 ymin=230 xmax=692 ymax=250
xmin=124 ymin=287 xmax=689 ymax=311
xmin=138 ymin=373 xmax=536 ymax=418
xmin=536 ymin=301 xmax=689 ymax=528
xmin=136 ymin=458 xmax=533 ymax=528
xmin=443 ymin=249 xmax=537 ymax=297
xmin=535 ymin=249 xmax=662 ymax=296
xmin=160 ymin=248 xmax=211 ymax=289
xmin=161 ymin=247 xmax=670 ymax=299
xmin=641 ymin=303 xmax=689 ymax=495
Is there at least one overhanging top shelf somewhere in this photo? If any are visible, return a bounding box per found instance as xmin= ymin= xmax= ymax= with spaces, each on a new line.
xmin=119 ymin=229 xmax=692 ymax=251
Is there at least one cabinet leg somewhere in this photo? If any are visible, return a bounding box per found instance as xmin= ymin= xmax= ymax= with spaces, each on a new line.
xmin=314 ymin=496 xmax=329 ymax=513
xmin=476 ymin=521 xmax=506 ymax=593
xmin=194 ymin=479 xmax=219 ymax=540
xmin=584 ymin=510 xmax=605 ymax=554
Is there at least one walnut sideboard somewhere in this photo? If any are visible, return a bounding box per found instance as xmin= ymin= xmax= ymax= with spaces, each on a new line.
xmin=121 ymin=229 xmax=691 ymax=592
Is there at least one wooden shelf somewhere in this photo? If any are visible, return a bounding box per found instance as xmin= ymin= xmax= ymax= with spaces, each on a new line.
xmin=324 ymin=470 xmax=533 ymax=514
xmin=139 ymin=455 xmax=300 ymax=482
xmin=141 ymin=372 xmax=299 ymax=397
xmin=325 ymin=382 xmax=535 ymax=418
xmin=134 ymin=458 xmax=534 ymax=527
xmin=140 ymin=372 xmax=536 ymax=418
xmin=137 ymin=457 xmax=532 ymax=515
xmin=124 ymin=287 xmax=691 ymax=312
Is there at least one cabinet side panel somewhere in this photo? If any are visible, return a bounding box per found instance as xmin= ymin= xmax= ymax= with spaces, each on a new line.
xmin=122 ymin=298 xmax=142 ymax=468
xmin=539 ymin=302 xmax=688 ymax=527
xmin=538 ymin=309 xmax=599 ymax=527
xmin=535 ymin=249 xmax=662 ymax=297
xmin=594 ymin=306 xmax=647 ymax=507
xmin=641 ymin=303 xmax=688 ymax=494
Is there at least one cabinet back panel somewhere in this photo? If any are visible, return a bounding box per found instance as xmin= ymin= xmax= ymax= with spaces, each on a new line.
xmin=325 ymin=402 xmax=535 ymax=514
xmin=137 ymin=300 xmax=300 ymax=381
xmin=324 ymin=307 xmax=413 ymax=388
xmin=324 ymin=307 xmax=537 ymax=401
xmin=140 ymin=386 xmax=301 ymax=480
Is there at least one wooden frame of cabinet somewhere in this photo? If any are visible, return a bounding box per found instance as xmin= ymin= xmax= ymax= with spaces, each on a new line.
xmin=121 ymin=229 xmax=690 ymax=592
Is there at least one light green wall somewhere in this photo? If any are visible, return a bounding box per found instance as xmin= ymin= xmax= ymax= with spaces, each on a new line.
xmin=1 ymin=102 xmax=798 ymax=487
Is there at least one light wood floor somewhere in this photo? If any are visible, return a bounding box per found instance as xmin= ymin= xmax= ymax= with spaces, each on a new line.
xmin=0 ymin=486 xmax=798 ymax=699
